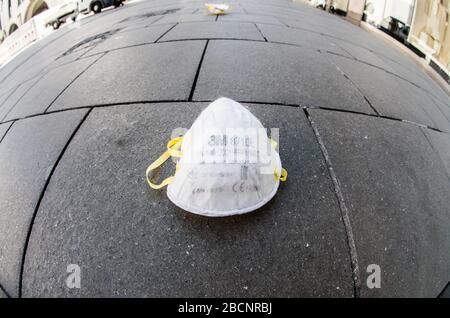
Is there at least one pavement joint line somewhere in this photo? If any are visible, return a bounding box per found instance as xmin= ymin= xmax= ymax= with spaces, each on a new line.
xmin=0 ymin=100 xmax=189 ymax=124
xmin=333 ymin=41 xmax=357 ymax=61
xmin=422 ymin=102 xmax=450 ymax=131
xmin=0 ymin=100 xmax=447 ymax=135
xmin=154 ymin=23 xmax=178 ymax=43
xmin=18 ymin=107 xmax=94 ymax=298
xmin=0 ymin=282 xmax=11 ymax=298
xmin=362 ymin=96 xmax=380 ymax=116
xmin=420 ymin=129 xmax=450 ymax=185
xmin=327 ymin=49 xmax=450 ymax=126
xmin=324 ymin=52 xmax=381 ymax=116
xmin=0 ymin=85 xmax=18 ymax=101
xmin=215 ymin=14 xmax=219 ymax=22
xmin=144 ymin=14 xmax=165 ymax=27
xmin=152 ymin=35 xmax=436 ymax=93
xmin=0 ymin=120 xmax=14 ymax=143
xmin=37 ymin=51 xmax=96 ymax=77
xmin=0 ymin=29 xmax=76 ymax=84
xmin=306 ymin=104 xmax=447 ymax=133
xmin=1 ymin=67 xmax=48 ymax=96
xmin=321 ymin=32 xmax=450 ymax=98
xmin=303 ymin=107 xmax=361 ymax=298
xmin=419 ymin=84 xmax=450 ymax=108
xmin=0 ymin=68 xmax=53 ymax=108
xmin=438 ymin=281 xmax=450 ymax=298
xmin=154 ymin=20 xmax=287 ymax=27
xmin=1 ymin=74 xmax=45 ymax=122
xmin=235 ymin=100 xmax=300 ymax=107
xmin=265 ymin=21 xmax=433 ymax=91
xmin=29 ymin=36 xmax=432 ymax=99
xmin=188 ymin=39 xmax=209 ymax=102
xmin=207 ymin=19 xmax=288 ymax=27
xmin=429 ymin=95 xmax=450 ymax=120
xmin=0 ymin=84 xmax=20 ymax=110
xmin=44 ymin=52 xmax=107 ymax=114
xmin=322 ymin=49 xmax=352 ymax=59
xmin=158 ymin=37 xmax=266 ymax=45
xmin=276 ymin=17 xmax=290 ymax=28
xmin=254 ymin=23 xmax=268 ymax=42
xmin=320 ymin=29 xmax=416 ymax=68
xmin=322 ymin=46 xmax=427 ymax=92
xmin=73 ymin=32 xmax=116 ymax=61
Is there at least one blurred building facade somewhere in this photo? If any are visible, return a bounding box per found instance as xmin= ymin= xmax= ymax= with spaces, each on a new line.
xmin=408 ymin=0 xmax=450 ymax=78
xmin=364 ymin=0 xmax=415 ymax=26
xmin=0 ymin=0 xmax=63 ymax=40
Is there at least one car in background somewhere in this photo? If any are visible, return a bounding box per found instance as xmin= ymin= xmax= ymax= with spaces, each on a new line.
xmin=45 ymin=1 xmax=79 ymax=30
xmin=78 ymin=0 xmax=124 ymax=15
xmin=311 ymin=0 xmax=326 ymax=9
xmin=379 ymin=16 xmax=410 ymax=44
xmin=329 ymin=0 xmax=348 ymax=16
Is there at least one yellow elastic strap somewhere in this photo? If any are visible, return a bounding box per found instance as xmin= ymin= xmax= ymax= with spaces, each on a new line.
xmin=270 ymin=138 xmax=278 ymax=150
xmin=270 ymin=139 xmax=287 ymax=182
xmin=205 ymin=3 xmax=232 ymax=15
xmin=167 ymin=136 xmax=183 ymax=157
xmin=274 ymin=168 xmax=288 ymax=182
xmin=146 ymin=137 xmax=183 ymax=189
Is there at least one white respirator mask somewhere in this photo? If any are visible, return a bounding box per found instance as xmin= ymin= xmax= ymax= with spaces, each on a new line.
xmin=146 ymin=97 xmax=287 ymax=217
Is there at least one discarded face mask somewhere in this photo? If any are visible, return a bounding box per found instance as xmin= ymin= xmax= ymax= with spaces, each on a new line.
xmin=146 ymin=97 xmax=287 ymax=217
xmin=204 ymin=3 xmax=231 ymax=15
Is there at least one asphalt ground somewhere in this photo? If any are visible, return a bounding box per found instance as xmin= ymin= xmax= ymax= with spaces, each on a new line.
xmin=0 ymin=0 xmax=449 ymax=298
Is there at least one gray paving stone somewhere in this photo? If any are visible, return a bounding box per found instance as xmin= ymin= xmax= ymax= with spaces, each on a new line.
xmin=22 ymin=103 xmax=353 ymax=297
xmin=369 ymin=41 xmax=425 ymax=75
xmin=0 ymin=109 xmax=88 ymax=297
xmin=0 ymin=0 xmax=448 ymax=299
xmin=327 ymin=54 xmax=437 ymax=126
xmin=0 ymin=77 xmax=41 ymax=122
xmin=430 ymin=96 xmax=450 ymax=126
xmin=76 ymin=1 xmax=187 ymax=32
xmin=396 ymin=81 xmax=450 ymax=132
xmin=0 ymin=87 xmax=16 ymax=113
xmin=51 ymin=27 xmax=124 ymax=65
xmin=4 ymin=56 xmax=99 ymax=121
xmin=256 ymin=23 xmax=350 ymax=56
xmin=370 ymin=48 xmax=450 ymax=106
xmin=242 ymin=3 xmax=314 ymax=20
xmin=194 ymin=40 xmax=374 ymax=113
xmin=160 ymin=21 xmax=264 ymax=41
xmin=86 ymin=24 xmax=176 ymax=56
xmin=377 ymin=54 xmax=441 ymax=95
xmin=333 ymin=40 xmax=396 ymax=72
xmin=279 ymin=14 xmax=369 ymax=41
xmin=0 ymin=86 xmax=17 ymax=105
xmin=217 ymin=13 xmax=284 ymax=25
xmin=114 ymin=9 xmax=176 ymax=30
xmin=440 ymin=283 xmax=450 ymax=298
xmin=422 ymin=129 xmax=450 ymax=180
xmin=1 ymin=30 xmax=82 ymax=91
xmin=50 ymin=41 xmax=206 ymax=110
xmin=309 ymin=109 xmax=450 ymax=297
xmin=0 ymin=122 xmax=12 ymax=142
xmin=0 ymin=285 xmax=8 ymax=298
